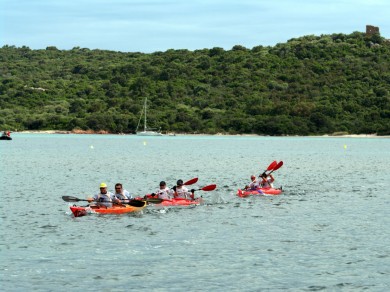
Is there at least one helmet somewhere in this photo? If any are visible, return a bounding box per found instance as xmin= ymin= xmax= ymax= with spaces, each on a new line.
xmin=159 ymin=181 xmax=166 ymax=186
xmin=100 ymin=182 xmax=107 ymax=188
xmin=177 ymin=179 xmax=183 ymax=186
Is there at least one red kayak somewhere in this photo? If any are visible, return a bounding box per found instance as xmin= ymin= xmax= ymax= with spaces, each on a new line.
xmin=69 ymin=201 xmax=146 ymax=217
xmin=155 ymin=197 xmax=204 ymax=207
xmin=237 ymin=187 xmax=282 ymax=197
xmin=138 ymin=195 xmax=204 ymax=207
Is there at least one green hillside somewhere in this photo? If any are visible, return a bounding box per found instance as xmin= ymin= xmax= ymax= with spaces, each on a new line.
xmin=1 ymin=31 xmax=389 ymax=135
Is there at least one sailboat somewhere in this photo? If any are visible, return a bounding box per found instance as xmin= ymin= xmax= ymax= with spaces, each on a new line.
xmin=136 ymin=98 xmax=163 ymax=136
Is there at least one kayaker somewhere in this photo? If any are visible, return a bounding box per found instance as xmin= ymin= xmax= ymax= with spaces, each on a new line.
xmin=113 ymin=183 xmax=133 ymax=203
xmin=152 ymin=181 xmax=172 ymax=200
xmin=244 ymin=175 xmax=260 ymax=190
xmin=260 ymin=173 xmax=275 ymax=188
xmin=88 ymin=182 xmax=116 ymax=207
xmin=172 ymin=179 xmax=195 ymax=200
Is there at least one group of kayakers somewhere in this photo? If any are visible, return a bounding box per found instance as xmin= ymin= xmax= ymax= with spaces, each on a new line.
xmin=89 ymin=179 xmax=195 ymax=207
xmin=86 ymin=160 xmax=283 ymax=207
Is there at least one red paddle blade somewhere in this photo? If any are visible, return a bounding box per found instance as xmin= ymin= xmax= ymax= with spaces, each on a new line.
xmin=201 ymin=184 xmax=217 ymax=191
xmin=184 ymin=177 xmax=198 ymax=185
xmin=272 ymin=161 xmax=284 ymax=171
xmin=267 ymin=161 xmax=278 ymax=171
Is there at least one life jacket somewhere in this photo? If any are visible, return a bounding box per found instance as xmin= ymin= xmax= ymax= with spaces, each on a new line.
xmin=97 ymin=193 xmax=112 ymax=202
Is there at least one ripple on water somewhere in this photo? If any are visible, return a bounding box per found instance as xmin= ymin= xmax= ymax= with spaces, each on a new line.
xmin=1 ymin=135 xmax=390 ymax=291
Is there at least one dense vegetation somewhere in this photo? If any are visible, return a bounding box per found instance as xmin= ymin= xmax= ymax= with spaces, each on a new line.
xmin=1 ymin=32 xmax=389 ymax=135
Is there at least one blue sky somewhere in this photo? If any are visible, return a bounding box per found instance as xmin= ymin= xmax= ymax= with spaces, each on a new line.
xmin=1 ymin=0 xmax=389 ymax=53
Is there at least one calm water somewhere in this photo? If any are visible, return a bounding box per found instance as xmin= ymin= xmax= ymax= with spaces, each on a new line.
xmin=1 ymin=134 xmax=389 ymax=291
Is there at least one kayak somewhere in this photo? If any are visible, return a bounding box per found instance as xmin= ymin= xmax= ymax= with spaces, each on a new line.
xmin=237 ymin=187 xmax=282 ymax=197
xmin=156 ymin=197 xmax=204 ymax=207
xmin=69 ymin=201 xmax=147 ymax=217
xmin=139 ymin=196 xmax=204 ymax=207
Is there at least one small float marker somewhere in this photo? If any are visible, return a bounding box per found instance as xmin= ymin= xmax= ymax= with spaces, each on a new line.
xmin=344 ymin=144 xmax=347 ymax=150
xmin=143 ymin=141 xmax=147 ymax=146
xmin=90 ymin=145 xmax=94 ymax=149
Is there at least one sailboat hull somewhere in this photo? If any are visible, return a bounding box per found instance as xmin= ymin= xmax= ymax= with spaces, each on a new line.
xmin=136 ymin=131 xmax=163 ymax=136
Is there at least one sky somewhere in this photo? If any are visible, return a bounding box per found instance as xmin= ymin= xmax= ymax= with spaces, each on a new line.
xmin=1 ymin=0 xmax=389 ymax=53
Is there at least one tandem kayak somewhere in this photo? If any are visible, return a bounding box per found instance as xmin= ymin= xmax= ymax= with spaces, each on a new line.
xmin=139 ymin=196 xmax=204 ymax=207
xmin=69 ymin=201 xmax=147 ymax=217
xmin=155 ymin=197 xmax=204 ymax=207
xmin=237 ymin=187 xmax=282 ymax=197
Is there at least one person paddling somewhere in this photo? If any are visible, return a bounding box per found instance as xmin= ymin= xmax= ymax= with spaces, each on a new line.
xmin=173 ymin=179 xmax=195 ymax=200
xmin=152 ymin=181 xmax=172 ymax=200
xmin=113 ymin=183 xmax=133 ymax=203
xmin=244 ymin=175 xmax=260 ymax=190
xmin=260 ymin=173 xmax=275 ymax=188
xmin=88 ymin=182 xmax=116 ymax=207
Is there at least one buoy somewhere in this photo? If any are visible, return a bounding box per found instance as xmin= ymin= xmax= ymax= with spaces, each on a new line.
xmin=344 ymin=144 xmax=347 ymax=150
xmin=143 ymin=141 xmax=147 ymax=146
xmin=90 ymin=145 xmax=94 ymax=149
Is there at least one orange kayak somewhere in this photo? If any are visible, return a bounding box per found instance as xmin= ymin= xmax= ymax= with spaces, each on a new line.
xmin=69 ymin=201 xmax=146 ymax=217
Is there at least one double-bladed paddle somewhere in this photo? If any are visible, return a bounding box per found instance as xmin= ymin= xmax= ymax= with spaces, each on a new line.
xmin=191 ymin=184 xmax=217 ymax=192
xmin=259 ymin=160 xmax=277 ymax=177
xmin=183 ymin=177 xmax=198 ymax=185
xmin=173 ymin=184 xmax=216 ymax=200
xmin=268 ymin=161 xmax=283 ymax=175
xmin=62 ymin=195 xmax=162 ymax=207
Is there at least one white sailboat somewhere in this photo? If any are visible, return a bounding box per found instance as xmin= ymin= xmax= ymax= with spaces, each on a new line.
xmin=136 ymin=97 xmax=163 ymax=136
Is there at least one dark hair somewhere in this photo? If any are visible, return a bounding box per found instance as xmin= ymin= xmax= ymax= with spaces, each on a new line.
xmin=177 ymin=179 xmax=183 ymax=186
xmin=159 ymin=181 xmax=166 ymax=186
xmin=115 ymin=183 xmax=123 ymax=188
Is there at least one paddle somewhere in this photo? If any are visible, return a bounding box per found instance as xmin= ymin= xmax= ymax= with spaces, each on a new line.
xmin=172 ymin=184 xmax=216 ymax=200
xmin=62 ymin=196 xmax=162 ymax=206
xmin=169 ymin=177 xmax=199 ymax=192
xmin=260 ymin=160 xmax=277 ymax=177
xmin=183 ymin=177 xmax=198 ymax=185
xmin=191 ymin=184 xmax=217 ymax=192
xmin=268 ymin=160 xmax=283 ymax=175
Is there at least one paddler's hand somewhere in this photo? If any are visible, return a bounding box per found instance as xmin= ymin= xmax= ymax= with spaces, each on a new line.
xmin=87 ymin=198 xmax=93 ymax=203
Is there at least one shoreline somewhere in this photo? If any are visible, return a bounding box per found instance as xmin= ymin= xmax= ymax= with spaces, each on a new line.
xmin=9 ymin=130 xmax=389 ymax=138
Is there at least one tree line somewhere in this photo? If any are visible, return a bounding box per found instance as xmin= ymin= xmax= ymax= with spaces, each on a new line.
xmin=0 ymin=31 xmax=389 ymax=135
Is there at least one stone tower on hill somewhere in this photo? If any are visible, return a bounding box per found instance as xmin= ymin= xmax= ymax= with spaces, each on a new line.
xmin=366 ymin=25 xmax=380 ymax=36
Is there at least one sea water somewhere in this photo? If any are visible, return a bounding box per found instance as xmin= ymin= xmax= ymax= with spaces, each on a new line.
xmin=1 ymin=134 xmax=389 ymax=291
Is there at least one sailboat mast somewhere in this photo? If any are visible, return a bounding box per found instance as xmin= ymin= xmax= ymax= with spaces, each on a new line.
xmin=144 ymin=97 xmax=147 ymax=132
